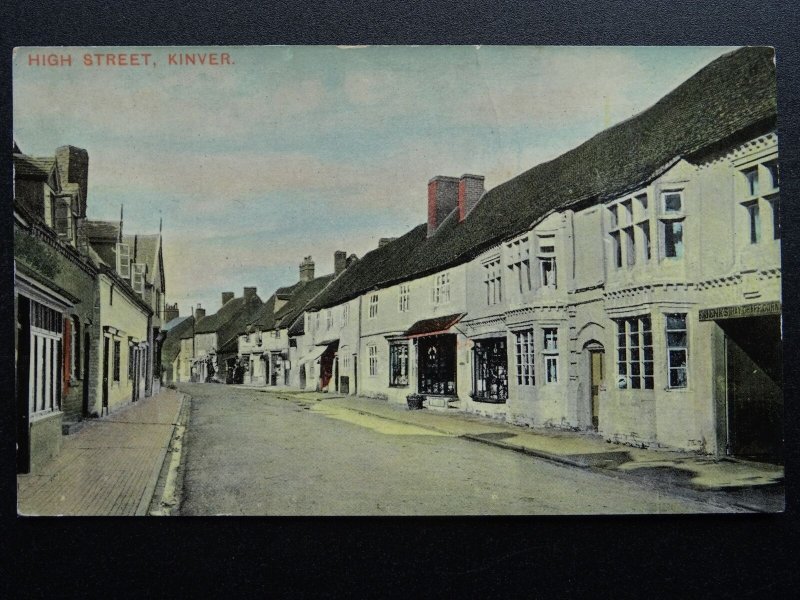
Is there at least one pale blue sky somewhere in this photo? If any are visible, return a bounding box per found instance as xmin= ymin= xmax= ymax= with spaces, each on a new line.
xmin=13 ymin=45 xmax=737 ymax=314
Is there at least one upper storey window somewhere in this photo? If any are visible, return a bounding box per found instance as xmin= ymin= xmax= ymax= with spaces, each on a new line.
xmin=740 ymin=159 xmax=780 ymax=243
xmin=506 ymin=237 xmax=532 ymax=295
xmin=659 ymin=191 xmax=684 ymax=259
xmin=609 ymin=192 xmax=651 ymax=268
xmin=368 ymin=293 xmax=379 ymax=319
xmin=432 ymin=272 xmax=451 ymax=305
xmin=483 ymin=258 xmax=502 ymax=305
xmin=538 ymin=236 xmax=557 ymax=288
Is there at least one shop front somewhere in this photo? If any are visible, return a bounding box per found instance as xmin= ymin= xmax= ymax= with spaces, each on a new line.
xmin=404 ymin=313 xmax=465 ymax=403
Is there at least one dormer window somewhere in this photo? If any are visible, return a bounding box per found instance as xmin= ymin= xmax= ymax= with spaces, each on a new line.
xmin=116 ymin=243 xmax=131 ymax=278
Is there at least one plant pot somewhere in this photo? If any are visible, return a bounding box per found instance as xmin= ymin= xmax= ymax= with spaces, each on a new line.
xmin=406 ymin=394 xmax=424 ymax=410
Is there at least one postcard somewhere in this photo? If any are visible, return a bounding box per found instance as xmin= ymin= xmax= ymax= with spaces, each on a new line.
xmin=13 ymin=45 xmax=784 ymax=515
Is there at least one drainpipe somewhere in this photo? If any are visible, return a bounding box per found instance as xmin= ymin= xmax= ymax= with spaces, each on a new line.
xmin=356 ymin=295 xmax=363 ymax=396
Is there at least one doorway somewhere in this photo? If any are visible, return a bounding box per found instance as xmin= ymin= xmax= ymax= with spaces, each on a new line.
xmin=102 ymin=337 xmax=109 ymax=414
xmin=582 ymin=341 xmax=605 ymax=430
xmin=722 ymin=315 xmax=783 ymax=462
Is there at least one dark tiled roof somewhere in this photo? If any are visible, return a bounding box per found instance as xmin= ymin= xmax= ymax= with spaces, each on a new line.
xmin=307 ymin=46 xmax=777 ymax=311
xmin=276 ymin=274 xmax=335 ymax=333
xmin=163 ymin=315 xmax=190 ymax=331
xmin=13 ymin=154 xmax=55 ymax=179
xmin=248 ymin=294 xmax=278 ymax=329
xmin=162 ymin=316 xmax=195 ymax=365
xmin=195 ymin=296 xmax=246 ymax=333
xmin=84 ymin=220 xmax=121 ymax=241
xmin=275 ymin=282 xmax=302 ymax=299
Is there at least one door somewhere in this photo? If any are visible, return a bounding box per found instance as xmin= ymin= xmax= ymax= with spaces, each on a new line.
xmin=590 ymin=349 xmax=604 ymax=429
xmin=131 ymin=347 xmax=138 ymax=402
xmin=102 ymin=337 xmax=109 ymax=412
xmin=724 ymin=316 xmax=783 ymax=461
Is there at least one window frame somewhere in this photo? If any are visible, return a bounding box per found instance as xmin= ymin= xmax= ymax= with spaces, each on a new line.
xmin=367 ymin=344 xmax=378 ymax=377
xmin=665 ymin=313 xmax=688 ymax=390
xmin=483 ymin=257 xmax=502 ymax=306
xmin=398 ymin=284 xmax=410 ymax=313
xmin=538 ymin=236 xmax=557 ymax=288
xmin=514 ymin=329 xmax=535 ymax=386
xmin=542 ymin=327 xmax=559 ymax=384
xmin=432 ymin=272 xmax=451 ymax=306
xmin=389 ymin=342 xmax=409 ymax=387
xmin=368 ymin=293 xmax=379 ymax=319
xmin=615 ymin=315 xmax=654 ymax=390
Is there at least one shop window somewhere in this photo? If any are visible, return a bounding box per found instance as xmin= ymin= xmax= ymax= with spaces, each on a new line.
xmin=472 ymin=338 xmax=508 ymax=403
xmin=543 ymin=328 xmax=559 ymax=383
xmin=369 ymin=294 xmax=379 ymax=319
xmin=418 ymin=335 xmax=457 ymax=395
xmin=615 ymin=316 xmax=654 ymax=390
xmin=368 ymin=344 xmax=378 ymax=376
xmin=666 ymin=313 xmax=688 ymax=389
xmin=514 ymin=329 xmax=535 ymax=386
xmin=389 ymin=343 xmax=409 ymax=387
xmin=398 ymin=285 xmax=410 ymax=312
xmin=483 ymin=258 xmax=502 ymax=305
xmin=28 ymin=300 xmax=63 ymax=416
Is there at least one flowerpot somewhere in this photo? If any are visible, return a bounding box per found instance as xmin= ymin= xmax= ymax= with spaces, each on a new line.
xmin=406 ymin=395 xmax=424 ymax=410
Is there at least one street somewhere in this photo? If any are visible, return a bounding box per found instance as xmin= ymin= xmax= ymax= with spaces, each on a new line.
xmin=176 ymin=384 xmax=731 ymax=515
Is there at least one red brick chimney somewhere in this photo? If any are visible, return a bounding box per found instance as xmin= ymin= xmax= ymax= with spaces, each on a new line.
xmin=458 ymin=174 xmax=485 ymax=222
xmin=427 ymin=176 xmax=459 ymax=237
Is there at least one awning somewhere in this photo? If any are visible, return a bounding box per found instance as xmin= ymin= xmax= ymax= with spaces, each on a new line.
xmin=303 ymin=344 xmax=329 ymax=364
xmin=316 ymin=337 xmax=339 ymax=347
xmin=403 ymin=313 xmax=466 ymax=339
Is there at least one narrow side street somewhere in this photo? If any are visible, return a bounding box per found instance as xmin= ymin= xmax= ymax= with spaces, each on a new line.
xmin=17 ymin=389 xmax=183 ymax=516
xmin=177 ymin=384 xmax=747 ymax=515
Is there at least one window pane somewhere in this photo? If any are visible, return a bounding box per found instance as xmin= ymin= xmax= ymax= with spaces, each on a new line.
xmin=744 ymin=168 xmax=759 ymax=196
xmin=664 ymin=193 xmax=682 ymax=212
xmin=666 ymin=314 xmax=686 ymax=330
xmin=670 ymin=368 xmax=687 ymax=388
xmin=664 ymin=221 xmax=684 ymax=258
xmin=667 ymin=331 xmax=687 ymax=347
xmin=669 ymin=349 xmax=687 ymax=368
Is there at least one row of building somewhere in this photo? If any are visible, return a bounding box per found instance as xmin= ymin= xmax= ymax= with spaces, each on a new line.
xmin=13 ymin=144 xmax=168 ymax=473
xmin=165 ymin=47 xmax=782 ymax=462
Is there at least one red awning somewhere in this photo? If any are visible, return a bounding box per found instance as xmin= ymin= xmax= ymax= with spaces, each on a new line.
xmin=403 ymin=313 xmax=466 ymax=339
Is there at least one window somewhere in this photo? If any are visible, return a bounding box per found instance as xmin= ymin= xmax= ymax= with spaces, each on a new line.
xmin=507 ymin=238 xmax=532 ymax=295
xmin=538 ymin=237 xmax=557 ymax=288
xmin=743 ymin=167 xmax=759 ymax=196
xmin=116 ymin=243 xmax=131 ymax=279
xmin=432 ymin=272 xmax=451 ymax=305
xmin=543 ymin=328 xmax=558 ymax=383
xmin=610 ymin=193 xmax=651 ymax=269
xmin=369 ymin=294 xmax=379 ymax=319
xmin=315 ymin=312 xmax=320 ymax=332
xmin=615 ymin=316 xmax=654 ymax=390
xmin=745 ymin=202 xmax=760 ymax=244
xmin=663 ymin=191 xmax=683 ymax=213
xmin=368 ymin=344 xmax=378 ymax=376
xmin=398 ymin=285 xmax=410 ymax=312
xmin=389 ymin=343 xmax=409 ymax=387
xmin=54 ymin=197 xmax=73 ymax=242
xmin=128 ymin=345 xmax=135 ymax=380
xmin=341 ymin=303 xmax=350 ymax=326
xmin=71 ymin=318 xmax=81 ymax=379
xmin=662 ymin=221 xmax=684 ymax=258
xmin=132 ymin=263 xmax=145 ymax=294
xmin=740 ymin=160 xmax=780 ymax=243
xmin=666 ymin=313 xmax=688 ymax=389
xmin=514 ymin=330 xmax=535 ymax=386
xmin=484 ymin=258 xmax=502 ymax=305
xmin=472 ymin=338 xmax=508 ymax=403
xmin=326 ymin=309 xmax=333 ymax=330
xmin=28 ymin=300 xmax=63 ymax=416
xmin=113 ymin=340 xmax=121 ymax=382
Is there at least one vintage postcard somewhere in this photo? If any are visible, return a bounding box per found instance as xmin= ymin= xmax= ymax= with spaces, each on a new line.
xmin=13 ymin=45 xmax=784 ymax=515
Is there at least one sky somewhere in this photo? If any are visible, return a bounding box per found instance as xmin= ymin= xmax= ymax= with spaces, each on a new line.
xmin=13 ymin=45 xmax=737 ymax=315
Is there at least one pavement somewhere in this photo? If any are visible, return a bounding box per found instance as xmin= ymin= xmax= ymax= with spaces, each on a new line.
xmin=249 ymin=386 xmax=785 ymax=513
xmin=17 ymin=388 xmax=185 ymax=516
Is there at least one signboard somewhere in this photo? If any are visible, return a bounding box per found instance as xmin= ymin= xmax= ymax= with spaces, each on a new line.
xmin=698 ymin=301 xmax=781 ymax=321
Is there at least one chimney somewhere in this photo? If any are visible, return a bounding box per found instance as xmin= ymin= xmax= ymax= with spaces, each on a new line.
xmin=221 ymin=291 xmax=234 ymax=305
xmin=55 ymin=145 xmax=89 ymax=217
xmin=164 ymin=303 xmax=180 ymax=323
xmin=194 ymin=305 xmax=206 ymax=320
xmin=378 ymin=237 xmax=397 ymax=248
xmin=334 ymin=251 xmax=347 ymax=276
xmin=299 ymin=256 xmax=315 ymax=282
xmin=458 ymin=174 xmax=485 ymax=222
xmin=427 ymin=176 xmax=459 ymax=237
xmin=243 ymin=287 xmax=257 ymax=300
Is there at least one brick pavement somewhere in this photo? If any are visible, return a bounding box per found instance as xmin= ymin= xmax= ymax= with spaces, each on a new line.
xmin=17 ymin=389 xmax=183 ymax=516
